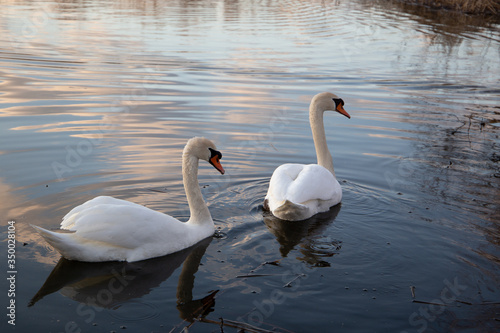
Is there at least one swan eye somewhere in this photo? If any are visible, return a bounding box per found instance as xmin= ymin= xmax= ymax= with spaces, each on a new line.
xmin=208 ymin=148 xmax=222 ymax=160
xmin=332 ymin=98 xmax=344 ymax=107
xmin=332 ymin=98 xmax=350 ymax=118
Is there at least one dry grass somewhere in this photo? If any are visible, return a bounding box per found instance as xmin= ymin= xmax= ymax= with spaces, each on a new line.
xmin=413 ymin=0 xmax=500 ymax=14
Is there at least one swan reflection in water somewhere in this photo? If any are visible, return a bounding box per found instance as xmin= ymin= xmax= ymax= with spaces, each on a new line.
xmin=263 ymin=204 xmax=342 ymax=266
xmin=29 ymin=237 xmax=216 ymax=322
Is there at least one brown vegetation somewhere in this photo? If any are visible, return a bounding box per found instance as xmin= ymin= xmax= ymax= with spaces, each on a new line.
xmin=411 ymin=0 xmax=500 ymax=14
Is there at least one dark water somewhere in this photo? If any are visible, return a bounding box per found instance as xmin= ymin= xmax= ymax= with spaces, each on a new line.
xmin=1 ymin=0 xmax=499 ymax=332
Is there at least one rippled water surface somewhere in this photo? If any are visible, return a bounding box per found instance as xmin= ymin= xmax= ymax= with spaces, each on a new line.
xmin=1 ymin=1 xmax=499 ymax=332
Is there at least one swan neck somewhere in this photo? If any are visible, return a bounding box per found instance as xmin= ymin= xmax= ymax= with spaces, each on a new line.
xmin=310 ymin=104 xmax=336 ymax=177
xmin=182 ymin=153 xmax=212 ymax=225
xmin=176 ymin=240 xmax=208 ymax=304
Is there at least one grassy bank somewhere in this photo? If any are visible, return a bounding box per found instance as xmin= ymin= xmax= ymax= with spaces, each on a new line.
xmin=410 ymin=0 xmax=500 ymax=14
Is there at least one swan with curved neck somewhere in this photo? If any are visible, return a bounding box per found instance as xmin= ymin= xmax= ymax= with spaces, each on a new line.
xmin=32 ymin=137 xmax=224 ymax=262
xmin=264 ymin=92 xmax=350 ymax=221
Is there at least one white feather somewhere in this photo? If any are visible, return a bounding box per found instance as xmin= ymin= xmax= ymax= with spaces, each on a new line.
xmin=264 ymin=92 xmax=350 ymax=221
xmin=32 ymin=137 xmax=224 ymax=262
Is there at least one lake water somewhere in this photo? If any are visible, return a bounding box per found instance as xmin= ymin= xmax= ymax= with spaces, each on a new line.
xmin=1 ymin=0 xmax=499 ymax=332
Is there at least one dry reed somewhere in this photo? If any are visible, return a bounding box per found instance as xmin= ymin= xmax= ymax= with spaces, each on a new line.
xmin=412 ymin=0 xmax=500 ymax=14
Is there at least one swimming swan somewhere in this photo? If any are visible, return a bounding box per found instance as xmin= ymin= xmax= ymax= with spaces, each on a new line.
xmin=32 ymin=137 xmax=225 ymax=262
xmin=264 ymin=92 xmax=350 ymax=221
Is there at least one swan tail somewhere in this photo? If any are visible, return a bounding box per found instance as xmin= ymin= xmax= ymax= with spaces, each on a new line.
xmin=31 ymin=225 xmax=75 ymax=257
xmin=263 ymin=198 xmax=270 ymax=211
xmin=272 ymin=200 xmax=310 ymax=221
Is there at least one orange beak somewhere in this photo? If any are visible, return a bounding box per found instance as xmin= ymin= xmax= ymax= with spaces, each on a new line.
xmin=336 ymin=103 xmax=351 ymax=119
xmin=210 ymin=155 xmax=225 ymax=175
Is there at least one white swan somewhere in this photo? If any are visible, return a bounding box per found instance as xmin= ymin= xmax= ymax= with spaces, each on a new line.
xmin=32 ymin=137 xmax=225 ymax=262
xmin=264 ymin=92 xmax=351 ymax=221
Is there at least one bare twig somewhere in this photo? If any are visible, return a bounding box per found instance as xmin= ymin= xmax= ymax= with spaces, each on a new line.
xmin=236 ymin=273 xmax=278 ymax=278
xmin=148 ymin=188 xmax=167 ymax=193
xmin=412 ymin=300 xmax=450 ymax=306
xmin=237 ymin=261 xmax=281 ymax=277
xmin=199 ymin=317 xmax=281 ymax=333
xmin=456 ymin=299 xmax=473 ymax=305
xmin=450 ymin=114 xmax=466 ymax=135
xmin=250 ymin=260 xmax=281 ymax=273
xmin=283 ymin=274 xmax=305 ymax=288
xmin=412 ymin=299 xmax=499 ymax=306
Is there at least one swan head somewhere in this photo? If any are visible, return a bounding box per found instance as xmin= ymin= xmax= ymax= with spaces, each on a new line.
xmin=184 ymin=137 xmax=225 ymax=174
xmin=311 ymin=92 xmax=351 ymax=119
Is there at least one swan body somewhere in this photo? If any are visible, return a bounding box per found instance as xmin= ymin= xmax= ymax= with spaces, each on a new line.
xmin=33 ymin=137 xmax=225 ymax=262
xmin=264 ymin=92 xmax=350 ymax=221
